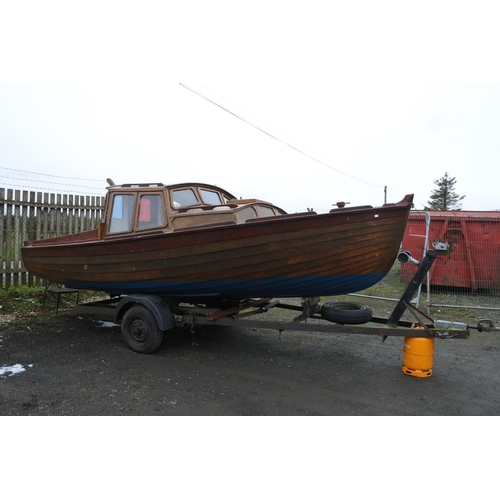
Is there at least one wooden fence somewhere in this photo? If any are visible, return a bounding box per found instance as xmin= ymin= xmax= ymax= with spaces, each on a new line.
xmin=1 ymin=187 xmax=105 ymax=288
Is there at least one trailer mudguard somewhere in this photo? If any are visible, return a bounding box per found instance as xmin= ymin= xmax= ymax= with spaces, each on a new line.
xmin=114 ymin=294 xmax=175 ymax=331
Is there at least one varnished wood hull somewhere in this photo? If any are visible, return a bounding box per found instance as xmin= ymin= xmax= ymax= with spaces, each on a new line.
xmin=21 ymin=196 xmax=413 ymax=298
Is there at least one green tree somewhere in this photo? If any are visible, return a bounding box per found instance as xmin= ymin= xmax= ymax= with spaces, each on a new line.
xmin=424 ymin=172 xmax=465 ymax=211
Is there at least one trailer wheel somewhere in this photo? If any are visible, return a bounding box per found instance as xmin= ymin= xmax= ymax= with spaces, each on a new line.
xmin=320 ymin=301 xmax=373 ymax=325
xmin=121 ymin=305 xmax=164 ymax=353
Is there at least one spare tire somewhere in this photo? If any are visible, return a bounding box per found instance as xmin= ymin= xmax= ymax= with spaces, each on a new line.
xmin=320 ymin=301 xmax=373 ymax=325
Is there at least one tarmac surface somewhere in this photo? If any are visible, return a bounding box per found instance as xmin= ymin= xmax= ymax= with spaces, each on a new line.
xmin=1 ymin=305 xmax=500 ymax=416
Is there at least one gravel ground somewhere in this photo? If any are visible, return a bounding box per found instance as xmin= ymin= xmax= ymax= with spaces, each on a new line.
xmin=1 ymin=300 xmax=500 ymax=416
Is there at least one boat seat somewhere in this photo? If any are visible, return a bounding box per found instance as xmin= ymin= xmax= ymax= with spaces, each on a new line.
xmin=42 ymin=281 xmax=80 ymax=314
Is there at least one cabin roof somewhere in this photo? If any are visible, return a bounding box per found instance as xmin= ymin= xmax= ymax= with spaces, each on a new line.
xmin=106 ymin=182 xmax=237 ymax=200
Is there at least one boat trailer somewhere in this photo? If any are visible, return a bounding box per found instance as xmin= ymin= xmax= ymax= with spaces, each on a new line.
xmin=75 ymin=246 xmax=499 ymax=378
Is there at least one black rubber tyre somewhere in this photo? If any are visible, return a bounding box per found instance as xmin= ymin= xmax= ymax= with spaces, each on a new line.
xmin=121 ymin=305 xmax=164 ymax=353
xmin=320 ymin=301 xmax=373 ymax=325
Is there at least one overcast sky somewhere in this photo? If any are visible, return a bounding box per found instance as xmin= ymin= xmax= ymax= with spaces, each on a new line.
xmin=1 ymin=2 xmax=500 ymax=215
xmin=2 ymin=0 xmax=497 ymax=482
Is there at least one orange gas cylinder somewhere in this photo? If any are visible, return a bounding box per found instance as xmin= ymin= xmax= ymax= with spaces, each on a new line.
xmin=402 ymin=336 xmax=435 ymax=378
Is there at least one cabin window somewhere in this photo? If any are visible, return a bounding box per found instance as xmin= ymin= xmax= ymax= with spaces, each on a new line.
xmin=200 ymin=189 xmax=221 ymax=205
xmin=236 ymin=206 xmax=257 ymax=222
xmin=172 ymin=189 xmax=198 ymax=208
xmin=109 ymin=194 xmax=135 ymax=233
xmin=138 ymin=194 xmax=164 ymax=229
xmin=258 ymin=206 xmax=275 ymax=217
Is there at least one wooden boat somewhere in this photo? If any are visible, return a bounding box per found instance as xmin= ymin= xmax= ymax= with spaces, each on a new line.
xmin=21 ymin=182 xmax=414 ymax=299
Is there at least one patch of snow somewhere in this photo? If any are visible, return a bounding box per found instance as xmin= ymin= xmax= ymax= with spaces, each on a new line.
xmin=95 ymin=320 xmax=119 ymax=328
xmin=0 ymin=363 xmax=31 ymax=377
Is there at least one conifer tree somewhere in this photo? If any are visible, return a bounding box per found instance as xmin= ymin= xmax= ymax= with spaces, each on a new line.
xmin=424 ymin=172 xmax=465 ymax=211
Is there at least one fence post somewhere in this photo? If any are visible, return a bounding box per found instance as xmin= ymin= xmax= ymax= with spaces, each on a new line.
xmin=13 ymin=190 xmax=21 ymax=287
xmin=0 ymin=188 xmax=4 ymax=288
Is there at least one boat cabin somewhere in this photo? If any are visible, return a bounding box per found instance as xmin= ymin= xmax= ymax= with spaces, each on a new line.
xmin=103 ymin=182 xmax=287 ymax=237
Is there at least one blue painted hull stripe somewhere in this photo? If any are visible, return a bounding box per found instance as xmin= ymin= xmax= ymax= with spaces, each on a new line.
xmin=63 ymin=273 xmax=387 ymax=298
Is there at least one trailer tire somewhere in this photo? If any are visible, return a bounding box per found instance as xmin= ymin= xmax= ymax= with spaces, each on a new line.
xmin=320 ymin=301 xmax=373 ymax=325
xmin=121 ymin=305 xmax=164 ymax=353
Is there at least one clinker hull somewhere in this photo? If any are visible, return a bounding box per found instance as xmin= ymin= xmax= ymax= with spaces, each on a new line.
xmin=22 ymin=199 xmax=412 ymax=298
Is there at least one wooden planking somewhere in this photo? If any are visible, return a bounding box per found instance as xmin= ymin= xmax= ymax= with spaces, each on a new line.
xmin=21 ymin=204 xmax=411 ymax=288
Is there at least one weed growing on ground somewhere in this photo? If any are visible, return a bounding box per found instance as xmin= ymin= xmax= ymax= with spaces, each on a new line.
xmin=0 ymin=286 xmax=107 ymax=315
